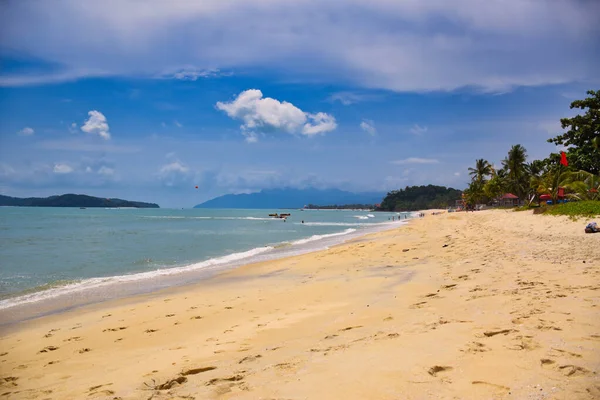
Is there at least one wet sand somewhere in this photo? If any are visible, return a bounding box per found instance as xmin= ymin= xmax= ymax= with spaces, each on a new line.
xmin=1 ymin=209 xmax=599 ymax=399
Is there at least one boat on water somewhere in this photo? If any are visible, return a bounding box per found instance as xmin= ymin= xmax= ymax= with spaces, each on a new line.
xmin=268 ymin=213 xmax=291 ymax=219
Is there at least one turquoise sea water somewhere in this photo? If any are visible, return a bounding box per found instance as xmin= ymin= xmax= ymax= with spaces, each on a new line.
xmin=0 ymin=207 xmax=409 ymax=314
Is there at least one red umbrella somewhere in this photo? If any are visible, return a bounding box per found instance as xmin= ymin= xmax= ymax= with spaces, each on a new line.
xmin=539 ymin=194 xmax=552 ymax=200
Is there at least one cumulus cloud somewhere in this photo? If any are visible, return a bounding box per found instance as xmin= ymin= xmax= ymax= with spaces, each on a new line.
xmin=160 ymin=161 xmax=189 ymax=175
xmin=360 ymin=120 xmax=377 ymax=136
xmin=18 ymin=127 xmax=34 ymax=136
xmin=1 ymin=1 xmax=598 ymax=91
xmin=216 ymin=89 xmax=337 ymax=141
xmin=81 ymin=110 xmax=110 ymax=140
xmin=409 ymin=124 xmax=428 ymax=135
xmin=53 ymin=163 xmax=73 ymax=174
xmin=391 ymin=158 xmax=440 ymax=165
xmin=157 ymin=160 xmax=193 ymax=186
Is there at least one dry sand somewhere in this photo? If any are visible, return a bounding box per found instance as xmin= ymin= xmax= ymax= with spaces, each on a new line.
xmin=1 ymin=209 xmax=599 ymax=399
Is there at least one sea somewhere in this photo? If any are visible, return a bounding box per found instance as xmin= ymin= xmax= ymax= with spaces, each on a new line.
xmin=0 ymin=207 xmax=410 ymax=323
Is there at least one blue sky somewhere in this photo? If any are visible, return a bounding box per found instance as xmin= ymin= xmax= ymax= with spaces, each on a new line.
xmin=1 ymin=1 xmax=599 ymax=208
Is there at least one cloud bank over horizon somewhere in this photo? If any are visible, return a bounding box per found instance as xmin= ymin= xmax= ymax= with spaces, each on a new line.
xmin=1 ymin=0 xmax=598 ymax=92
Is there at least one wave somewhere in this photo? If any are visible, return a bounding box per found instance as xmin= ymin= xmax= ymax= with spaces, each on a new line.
xmin=289 ymin=229 xmax=357 ymax=245
xmin=0 ymin=246 xmax=274 ymax=310
xmin=367 ymin=214 xmax=375 ymax=218
xmin=354 ymin=215 xmax=369 ymax=220
xmin=0 ymin=228 xmax=358 ymax=310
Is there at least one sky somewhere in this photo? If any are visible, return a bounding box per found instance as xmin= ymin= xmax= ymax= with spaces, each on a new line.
xmin=1 ymin=0 xmax=599 ymax=208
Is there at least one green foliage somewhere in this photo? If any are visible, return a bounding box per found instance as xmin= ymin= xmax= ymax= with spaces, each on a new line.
xmin=378 ymin=185 xmax=462 ymax=211
xmin=543 ymin=201 xmax=600 ymax=219
xmin=547 ymin=89 xmax=600 ymax=174
xmin=463 ymin=180 xmax=486 ymax=205
xmin=483 ymin=175 xmax=505 ymax=199
xmin=502 ymin=144 xmax=530 ymax=199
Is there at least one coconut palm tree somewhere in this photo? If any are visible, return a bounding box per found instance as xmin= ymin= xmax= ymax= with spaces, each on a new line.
xmin=502 ymin=144 xmax=529 ymax=199
xmin=468 ymin=159 xmax=494 ymax=184
xmin=566 ymin=171 xmax=600 ymax=201
xmin=533 ymin=170 xmax=600 ymax=203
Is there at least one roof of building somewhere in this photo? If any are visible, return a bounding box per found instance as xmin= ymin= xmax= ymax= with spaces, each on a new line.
xmin=501 ymin=193 xmax=519 ymax=199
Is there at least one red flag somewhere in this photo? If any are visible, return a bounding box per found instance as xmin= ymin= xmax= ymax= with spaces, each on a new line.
xmin=560 ymin=151 xmax=568 ymax=166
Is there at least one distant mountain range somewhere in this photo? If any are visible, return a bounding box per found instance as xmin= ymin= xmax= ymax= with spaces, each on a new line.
xmin=194 ymin=188 xmax=385 ymax=209
xmin=0 ymin=194 xmax=159 ymax=208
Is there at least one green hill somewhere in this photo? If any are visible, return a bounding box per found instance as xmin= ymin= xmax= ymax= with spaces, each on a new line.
xmin=378 ymin=185 xmax=462 ymax=211
xmin=0 ymin=194 xmax=159 ymax=208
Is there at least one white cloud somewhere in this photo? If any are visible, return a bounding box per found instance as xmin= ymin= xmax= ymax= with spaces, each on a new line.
xmin=167 ymin=67 xmax=220 ymax=81
xmin=69 ymin=122 xmax=78 ymax=134
xmin=174 ymin=120 xmax=183 ymax=128
xmin=329 ymin=92 xmax=381 ymax=105
xmin=158 ymin=160 xmax=192 ymax=187
xmin=360 ymin=120 xmax=377 ymax=136
xmin=303 ymin=113 xmax=337 ymax=136
xmin=1 ymin=1 xmax=598 ymax=91
xmin=160 ymin=161 xmax=189 ymax=175
xmin=391 ymin=158 xmax=440 ymax=165
xmin=409 ymin=124 xmax=428 ymax=135
xmin=81 ymin=110 xmax=111 ymax=140
xmin=243 ymin=132 xmax=259 ymax=144
xmin=454 ymin=172 xmax=460 ymax=176
xmin=98 ymin=166 xmax=115 ymax=176
xmin=216 ymin=89 xmax=336 ymax=140
xmin=53 ymin=163 xmax=73 ymax=174
xmin=18 ymin=127 xmax=34 ymax=136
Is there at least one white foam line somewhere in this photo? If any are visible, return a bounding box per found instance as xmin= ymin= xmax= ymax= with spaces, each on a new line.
xmin=0 ymin=246 xmax=273 ymax=310
xmin=0 ymin=218 xmax=409 ymax=311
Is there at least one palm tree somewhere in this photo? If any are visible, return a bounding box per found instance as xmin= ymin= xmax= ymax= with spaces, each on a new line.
xmin=567 ymin=171 xmax=600 ymax=201
xmin=502 ymin=145 xmax=529 ymax=199
xmin=532 ymin=170 xmax=599 ymax=203
xmin=468 ymin=159 xmax=494 ymax=184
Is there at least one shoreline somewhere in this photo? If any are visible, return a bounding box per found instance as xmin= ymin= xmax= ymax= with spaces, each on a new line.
xmin=0 ymin=216 xmax=411 ymax=326
xmin=2 ymin=209 xmax=597 ymax=399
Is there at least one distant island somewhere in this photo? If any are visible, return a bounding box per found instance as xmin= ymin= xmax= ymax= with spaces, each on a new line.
xmin=194 ymin=187 xmax=385 ymax=209
xmin=0 ymin=194 xmax=159 ymax=208
xmin=377 ymin=185 xmax=462 ymax=211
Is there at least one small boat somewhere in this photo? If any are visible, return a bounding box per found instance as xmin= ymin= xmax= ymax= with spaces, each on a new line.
xmin=268 ymin=213 xmax=278 ymax=217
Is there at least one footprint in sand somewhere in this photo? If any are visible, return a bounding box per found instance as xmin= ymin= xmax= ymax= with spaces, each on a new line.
xmin=38 ymin=346 xmax=59 ymax=353
xmin=483 ymin=329 xmax=515 ymax=337
xmin=428 ymin=366 xmax=453 ymax=377
xmin=165 ymin=314 xmax=175 ymax=318
xmin=190 ymin=316 xmax=203 ymax=320
xmin=239 ymin=355 xmax=262 ymax=364
xmin=144 ymin=329 xmax=158 ymax=333
xmin=559 ymin=365 xmax=591 ymax=377
xmin=340 ymin=326 xmax=363 ymax=332
xmin=78 ymin=348 xmax=91 ymax=354
xmin=103 ymin=327 xmax=127 ymax=332
xmin=461 ymin=342 xmax=489 ymax=353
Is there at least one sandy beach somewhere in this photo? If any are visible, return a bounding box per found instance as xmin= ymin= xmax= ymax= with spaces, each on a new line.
xmin=1 ymin=209 xmax=599 ymax=399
